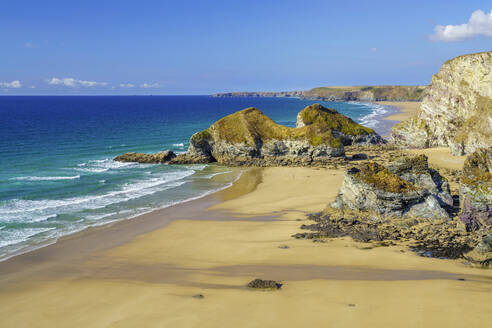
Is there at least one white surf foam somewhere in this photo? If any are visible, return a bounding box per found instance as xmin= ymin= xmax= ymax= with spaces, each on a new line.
xmin=0 ymin=227 xmax=56 ymax=248
xmin=0 ymin=170 xmax=195 ymax=223
xmin=11 ymin=175 xmax=81 ymax=181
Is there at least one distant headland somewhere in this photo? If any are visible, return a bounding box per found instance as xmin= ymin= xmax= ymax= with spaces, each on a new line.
xmin=212 ymin=85 xmax=427 ymax=102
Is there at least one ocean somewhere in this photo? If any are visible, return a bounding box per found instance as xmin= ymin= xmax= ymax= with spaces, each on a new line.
xmin=0 ymin=96 xmax=393 ymax=260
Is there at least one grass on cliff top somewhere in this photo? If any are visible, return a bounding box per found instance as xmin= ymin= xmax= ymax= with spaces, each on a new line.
xmin=300 ymin=103 xmax=374 ymax=136
xmin=353 ymin=162 xmax=417 ymax=193
xmin=193 ymin=106 xmax=345 ymax=148
xmin=305 ymin=86 xmax=427 ymax=101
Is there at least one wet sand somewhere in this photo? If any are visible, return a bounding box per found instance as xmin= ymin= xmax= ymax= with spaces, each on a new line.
xmin=1 ymin=165 xmax=491 ymax=327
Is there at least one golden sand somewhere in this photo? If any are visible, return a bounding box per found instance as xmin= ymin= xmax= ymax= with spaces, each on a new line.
xmin=0 ymin=165 xmax=491 ymax=327
xmin=378 ymin=101 xmax=421 ymax=122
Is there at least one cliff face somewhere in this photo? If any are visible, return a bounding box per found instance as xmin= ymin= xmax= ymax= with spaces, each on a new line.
xmin=211 ymin=85 xmax=426 ymax=102
xmin=391 ymin=51 xmax=492 ymax=155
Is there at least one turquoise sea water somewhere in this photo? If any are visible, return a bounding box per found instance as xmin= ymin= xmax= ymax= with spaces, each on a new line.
xmin=0 ymin=96 xmax=392 ymax=259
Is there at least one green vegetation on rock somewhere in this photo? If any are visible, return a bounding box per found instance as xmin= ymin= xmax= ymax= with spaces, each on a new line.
xmin=300 ymin=104 xmax=374 ymax=136
xmin=353 ymin=162 xmax=417 ymax=193
xmin=192 ymin=105 xmax=360 ymax=148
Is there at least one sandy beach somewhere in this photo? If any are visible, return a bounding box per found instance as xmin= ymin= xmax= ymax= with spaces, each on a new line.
xmin=1 ymin=156 xmax=491 ymax=327
xmin=0 ymin=101 xmax=490 ymax=328
xmin=377 ymin=101 xmax=421 ymax=122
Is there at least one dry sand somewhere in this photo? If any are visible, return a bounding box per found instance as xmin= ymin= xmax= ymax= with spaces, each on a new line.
xmin=378 ymin=101 xmax=420 ymax=122
xmin=1 ymin=165 xmax=491 ymax=328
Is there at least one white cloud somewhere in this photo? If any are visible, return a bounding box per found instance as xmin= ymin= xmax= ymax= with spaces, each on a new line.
xmin=0 ymin=80 xmax=22 ymax=88
xmin=370 ymin=47 xmax=377 ymax=52
xmin=119 ymin=83 xmax=135 ymax=88
xmin=140 ymin=82 xmax=160 ymax=88
xmin=48 ymin=77 xmax=108 ymax=87
xmin=24 ymin=42 xmax=32 ymax=48
xmin=430 ymin=9 xmax=492 ymax=42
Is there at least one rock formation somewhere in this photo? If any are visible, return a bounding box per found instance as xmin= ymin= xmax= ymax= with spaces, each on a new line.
xmin=459 ymin=147 xmax=492 ymax=231
xmin=331 ymin=155 xmax=452 ymax=220
xmin=168 ymin=104 xmax=383 ymax=166
xmin=391 ymin=51 xmax=492 ymax=155
xmin=114 ymin=150 xmax=176 ymax=164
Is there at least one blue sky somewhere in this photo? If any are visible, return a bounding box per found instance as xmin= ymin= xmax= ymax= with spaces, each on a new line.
xmin=1 ymin=0 xmax=491 ymax=95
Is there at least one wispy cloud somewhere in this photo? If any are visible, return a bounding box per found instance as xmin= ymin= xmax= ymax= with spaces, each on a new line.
xmin=48 ymin=77 xmax=108 ymax=87
xmin=430 ymin=9 xmax=492 ymax=42
xmin=24 ymin=42 xmax=33 ymax=48
xmin=140 ymin=82 xmax=160 ymax=88
xmin=0 ymin=80 xmax=22 ymax=88
xmin=119 ymin=83 xmax=135 ymax=88
xmin=370 ymin=47 xmax=377 ymax=52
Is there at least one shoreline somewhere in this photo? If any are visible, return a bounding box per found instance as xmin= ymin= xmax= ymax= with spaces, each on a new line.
xmin=2 ymin=99 xmax=490 ymax=327
xmin=0 ymin=100 xmax=419 ymax=264
xmin=1 ymin=165 xmax=490 ymax=327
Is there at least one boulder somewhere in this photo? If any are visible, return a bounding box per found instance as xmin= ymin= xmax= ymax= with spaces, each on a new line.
xmin=331 ymin=155 xmax=451 ymax=220
xmin=114 ymin=150 xmax=176 ymax=164
xmin=459 ymin=147 xmax=492 ymax=231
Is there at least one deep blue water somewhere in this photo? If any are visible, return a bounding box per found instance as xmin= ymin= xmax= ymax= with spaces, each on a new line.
xmin=0 ymin=96 xmax=389 ymax=259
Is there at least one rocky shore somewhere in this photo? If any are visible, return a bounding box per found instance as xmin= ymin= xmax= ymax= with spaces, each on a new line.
xmin=294 ymin=149 xmax=492 ymax=266
xmin=114 ymin=52 xmax=491 ymax=266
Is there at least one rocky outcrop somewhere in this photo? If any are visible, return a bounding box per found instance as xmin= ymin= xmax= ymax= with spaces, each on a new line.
xmin=459 ymin=147 xmax=492 ymax=231
xmin=331 ymin=155 xmax=452 ymax=220
xmin=391 ymin=51 xmax=492 ymax=155
xmin=169 ymin=104 xmax=383 ymax=165
xmin=114 ymin=150 xmax=176 ymax=163
xmin=296 ymin=104 xmax=385 ymax=145
xmin=212 ymin=86 xmax=426 ymax=102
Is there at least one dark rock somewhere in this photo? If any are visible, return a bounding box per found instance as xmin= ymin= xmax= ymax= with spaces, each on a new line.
xmin=192 ymin=294 xmax=205 ymax=299
xmin=247 ymin=279 xmax=282 ymax=290
xmin=351 ymin=153 xmax=368 ymax=161
xmin=459 ymin=147 xmax=492 ymax=231
xmin=114 ymin=150 xmax=176 ymax=164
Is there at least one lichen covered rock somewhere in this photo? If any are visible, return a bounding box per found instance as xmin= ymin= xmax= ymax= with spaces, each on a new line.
xmin=391 ymin=51 xmax=492 ymax=155
xmin=459 ymin=147 xmax=492 ymax=231
xmin=331 ymin=155 xmax=451 ymax=220
xmin=114 ymin=150 xmax=176 ymax=163
xmin=180 ymin=104 xmax=382 ymax=165
xmin=296 ymin=104 xmax=384 ymax=145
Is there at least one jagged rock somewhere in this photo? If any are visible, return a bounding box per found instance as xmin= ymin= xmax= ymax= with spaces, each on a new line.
xmin=176 ymin=104 xmax=382 ymax=165
xmin=114 ymin=150 xmax=176 ymax=163
xmin=475 ymin=233 xmax=492 ymax=253
xmin=331 ymin=155 xmax=451 ymax=220
xmin=295 ymin=104 xmax=385 ymax=145
xmin=293 ymin=209 xmax=477 ymax=259
xmin=247 ymin=279 xmax=282 ymax=289
xmin=459 ymin=147 xmax=492 ymax=231
xmin=391 ymin=51 xmax=492 ymax=155
xmin=386 ymin=155 xmax=454 ymax=208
